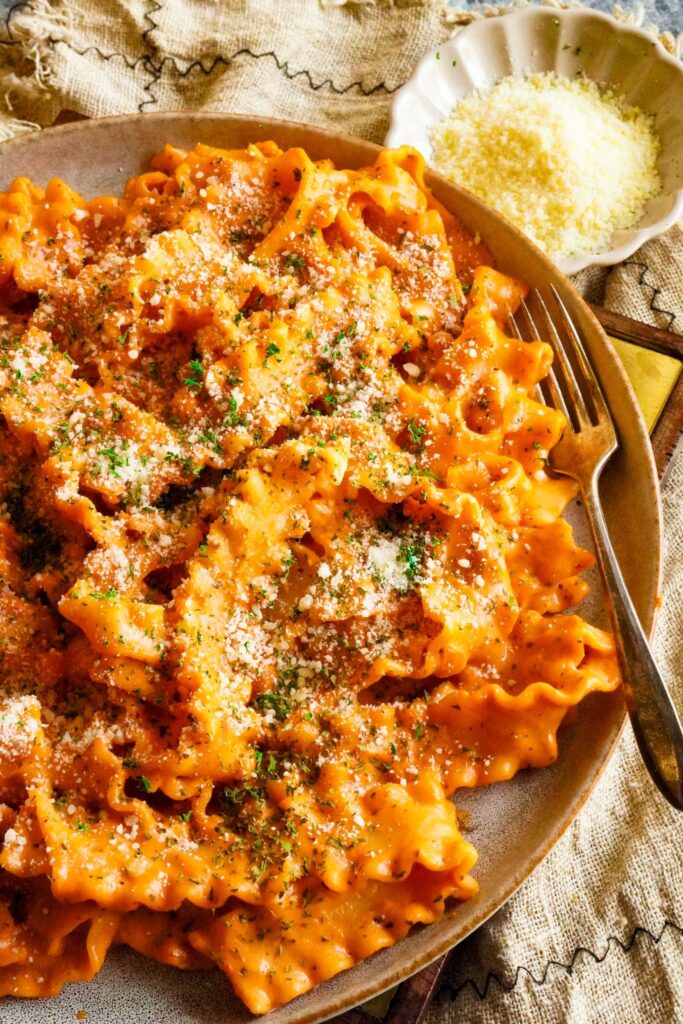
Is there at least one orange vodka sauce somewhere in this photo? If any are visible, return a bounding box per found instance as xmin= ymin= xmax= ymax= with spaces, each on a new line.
xmin=0 ymin=142 xmax=619 ymax=1012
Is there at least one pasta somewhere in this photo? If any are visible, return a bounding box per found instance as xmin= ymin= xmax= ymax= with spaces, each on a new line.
xmin=0 ymin=141 xmax=619 ymax=1013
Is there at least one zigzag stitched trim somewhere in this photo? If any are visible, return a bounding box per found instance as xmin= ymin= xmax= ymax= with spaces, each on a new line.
xmin=146 ymin=49 xmax=401 ymax=98
xmin=444 ymin=918 xmax=683 ymax=1003
xmin=621 ymin=260 xmax=677 ymax=330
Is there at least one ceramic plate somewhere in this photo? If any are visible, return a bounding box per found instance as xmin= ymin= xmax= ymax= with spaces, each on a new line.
xmin=386 ymin=7 xmax=683 ymax=275
xmin=0 ymin=113 xmax=662 ymax=1024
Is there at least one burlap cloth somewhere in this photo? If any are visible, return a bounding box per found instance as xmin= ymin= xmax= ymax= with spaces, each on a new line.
xmin=0 ymin=2 xmax=681 ymax=1021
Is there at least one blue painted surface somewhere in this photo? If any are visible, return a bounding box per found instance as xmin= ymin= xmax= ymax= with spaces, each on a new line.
xmin=448 ymin=0 xmax=682 ymax=33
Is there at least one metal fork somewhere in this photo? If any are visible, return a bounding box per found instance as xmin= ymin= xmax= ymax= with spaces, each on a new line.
xmin=510 ymin=286 xmax=683 ymax=810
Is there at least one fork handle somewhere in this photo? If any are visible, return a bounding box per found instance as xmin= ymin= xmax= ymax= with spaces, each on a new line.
xmin=586 ymin=473 xmax=683 ymax=810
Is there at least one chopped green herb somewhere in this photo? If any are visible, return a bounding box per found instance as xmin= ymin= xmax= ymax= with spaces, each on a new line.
xmin=183 ymin=358 xmax=204 ymax=391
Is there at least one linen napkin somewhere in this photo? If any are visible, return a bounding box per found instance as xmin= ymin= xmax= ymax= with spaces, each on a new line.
xmin=0 ymin=3 xmax=680 ymax=1022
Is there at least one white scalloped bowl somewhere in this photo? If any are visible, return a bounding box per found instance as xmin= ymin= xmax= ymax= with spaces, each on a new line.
xmin=386 ymin=7 xmax=683 ymax=275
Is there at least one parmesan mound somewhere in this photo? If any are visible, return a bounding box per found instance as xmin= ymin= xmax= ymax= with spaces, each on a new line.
xmin=429 ymin=72 xmax=662 ymax=260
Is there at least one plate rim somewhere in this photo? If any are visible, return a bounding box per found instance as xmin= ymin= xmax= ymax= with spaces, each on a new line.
xmin=0 ymin=110 xmax=663 ymax=1024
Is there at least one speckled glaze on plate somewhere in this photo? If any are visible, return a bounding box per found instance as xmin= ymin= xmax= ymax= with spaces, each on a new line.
xmin=386 ymin=7 xmax=683 ymax=275
xmin=0 ymin=113 xmax=662 ymax=1024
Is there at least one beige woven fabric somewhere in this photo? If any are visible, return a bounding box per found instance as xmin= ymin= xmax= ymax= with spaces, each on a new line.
xmin=0 ymin=3 xmax=680 ymax=1022
xmin=0 ymin=0 xmax=448 ymax=142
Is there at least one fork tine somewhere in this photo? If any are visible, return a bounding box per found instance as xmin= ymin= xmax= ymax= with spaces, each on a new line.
xmin=511 ymin=303 xmax=572 ymax=425
xmin=508 ymin=311 xmax=524 ymax=343
xmin=550 ymin=285 xmax=608 ymax=421
xmin=519 ymin=297 xmax=540 ymax=342
xmin=532 ymin=290 xmax=592 ymax=431
xmin=542 ymin=366 xmax=572 ymax=427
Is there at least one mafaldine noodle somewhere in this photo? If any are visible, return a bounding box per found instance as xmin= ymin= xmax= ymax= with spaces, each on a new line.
xmin=0 ymin=142 xmax=619 ymax=1013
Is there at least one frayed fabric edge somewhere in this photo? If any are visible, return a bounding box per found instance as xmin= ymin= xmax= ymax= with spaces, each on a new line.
xmin=0 ymin=0 xmax=69 ymax=130
xmin=0 ymin=116 xmax=41 ymax=141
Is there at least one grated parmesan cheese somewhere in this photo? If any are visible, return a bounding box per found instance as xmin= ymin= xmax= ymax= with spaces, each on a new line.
xmin=366 ymin=537 xmax=411 ymax=593
xmin=0 ymin=696 xmax=41 ymax=760
xmin=429 ymin=72 xmax=662 ymax=260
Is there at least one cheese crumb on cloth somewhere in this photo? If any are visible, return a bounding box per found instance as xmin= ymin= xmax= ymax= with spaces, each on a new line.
xmin=429 ymin=71 xmax=662 ymax=260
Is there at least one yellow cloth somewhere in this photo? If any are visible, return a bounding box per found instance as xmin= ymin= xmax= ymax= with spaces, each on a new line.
xmin=611 ymin=337 xmax=680 ymax=433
